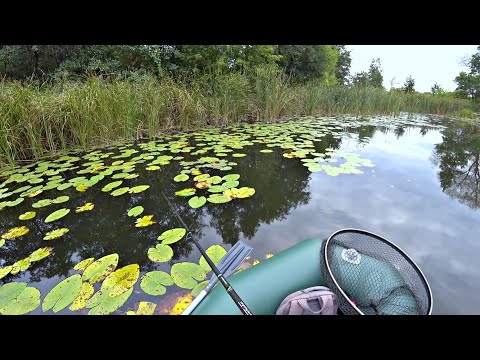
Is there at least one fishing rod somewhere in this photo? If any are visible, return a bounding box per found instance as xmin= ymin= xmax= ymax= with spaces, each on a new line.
xmin=160 ymin=190 xmax=253 ymax=315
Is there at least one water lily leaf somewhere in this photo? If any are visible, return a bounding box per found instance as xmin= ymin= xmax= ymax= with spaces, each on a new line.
xmin=75 ymin=202 xmax=94 ymax=213
xmin=29 ymin=247 xmax=53 ymax=262
xmin=171 ymin=262 xmax=206 ymax=289
xmin=126 ymin=301 xmax=157 ymax=315
xmin=222 ymin=180 xmax=239 ymax=189
xmin=0 ymin=282 xmax=27 ymax=308
xmin=236 ymin=187 xmax=256 ymax=198
xmin=232 ymin=153 xmax=246 ymax=158
xmin=207 ymin=185 xmax=227 ymax=193
xmin=147 ymin=244 xmax=173 ymax=263
xmin=11 ymin=185 xmax=32 ymax=194
xmin=76 ymin=184 xmax=89 ymax=192
xmin=260 ymin=149 xmax=273 ymax=153
xmin=0 ymin=265 xmax=12 ymax=279
xmin=188 ymin=196 xmax=206 ymax=209
xmin=100 ymin=264 xmax=140 ymax=297
xmin=206 ymin=176 xmax=222 ymax=184
xmin=146 ymin=165 xmax=160 ymax=171
xmin=175 ymin=188 xmax=196 ymax=197
xmin=42 ymin=274 xmax=82 ymax=313
xmin=111 ymin=172 xmax=131 ymax=180
xmin=199 ymin=245 xmax=227 ymax=273
xmin=174 ymin=174 xmax=189 ymax=182
xmin=191 ymin=170 xmax=202 ymax=176
xmin=140 ymin=271 xmax=174 ymax=296
xmin=169 ymin=292 xmax=193 ymax=315
xmin=11 ymin=258 xmax=31 ymax=274
xmin=45 ymin=208 xmax=70 ymax=223
xmin=191 ymin=280 xmax=209 ymax=297
xmin=87 ymin=287 xmax=133 ymax=315
xmin=43 ymin=227 xmax=69 ymax=240
xmin=19 ymin=211 xmax=36 ymax=221
xmin=52 ymin=196 xmax=70 ymax=204
xmin=32 ymin=199 xmax=53 ymax=208
xmin=158 ymin=228 xmax=186 ymax=245
xmin=6 ymin=197 xmax=24 ymax=207
xmin=124 ymin=173 xmax=139 ymax=179
xmin=129 ymin=185 xmax=150 ymax=194
xmin=56 ymin=183 xmax=73 ymax=191
xmin=1 ymin=226 xmax=30 ymax=240
xmin=127 ymin=206 xmax=144 ymax=217
xmin=0 ymin=286 xmax=40 ymax=315
xmin=101 ymin=181 xmax=123 ymax=192
xmin=111 ymin=187 xmax=130 ymax=196
xmin=69 ymin=282 xmax=95 ymax=311
xmin=207 ymin=194 xmax=232 ymax=204
xmin=135 ymin=215 xmax=155 ymax=227
xmin=222 ymin=174 xmax=240 ymax=182
xmin=73 ymin=258 xmax=95 ymax=272
xmin=82 ymin=253 xmax=119 ymax=284
xmin=193 ymin=174 xmax=210 ymax=182
xmin=0 ymin=239 xmax=4 ymax=248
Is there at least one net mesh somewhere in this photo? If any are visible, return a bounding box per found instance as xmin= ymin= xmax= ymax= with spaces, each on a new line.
xmin=320 ymin=230 xmax=432 ymax=315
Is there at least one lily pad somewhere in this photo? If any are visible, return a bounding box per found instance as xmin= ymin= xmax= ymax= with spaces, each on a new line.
xmin=29 ymin=247 xmax=53 ymax=262
xmin=146 ymin=165 xmax=160 ymax=171
xmin=52 ymin=196 xmax=70 ymax=204
xmin=127 ymin=206 xmax=144 ymax=217
xmin=174 ymin=174 xmax=189 ymax=182
xmin=188 ymin=196 xmax=207 ymax=209
xmin=0 ymin=266 xmax=12 ymax=280
xmin=193 ymin=174 xmax=210 ymax=182
xmin=171 ymin=262 xmax=206 ymax=289
xmin=110 ymin=187 xmax=130 ymax=196
xmin=19 ymin=211 xmax=36 ymax=221
xmin=1 ymin=226 xmax=30 ymax=240
xmin=75 ymin=202 xmax=94 ymax=213
xmin=69 ymin=282 xmax=95 ymax=311
xmin=194 ymin=181 xmax=210 ymax=189
xmin=260 ymin=149 xmax=273 ymax=153
xmin=73 ymin=258 xmax=95 ymax=272
xmin=126 ymin=301 xmax=157 ymax=315
xmin=101 ymin=181 xmax=123 ymax=192
xmin=222 ymin=174 xmax=240 ymax=182
xmin=140 ymin=271 xmax=174 ymax=296
xmin=57 ymin=183 xmax=73 ymax=191
xmin=222 ymin=180 xmax=240 ymax=189
xmin=43 ymin=227 xmax=69 ymax=240
xmin=45 ymin=208 xmax=70 ymax=223
xmin=129 ymin=185 xmax=150 ymax=194
xmin=75 ymin=185 xmax=89 ymax=192
xmin=199 ymin=245 xmax=228 ymax=273
xmin=0 ymin=286 xmax=41 ymax=315
xmin=147 ymin=244 xmax=174 ymax=263
xmin=175 ymin=188 xmax=196 ymax=197
xmin=87 ymin=287 xmax=133 ymax=315
xmin=100 ymin=264 xmax=140 ymax=297
xmin=135 ymin=215 xmax=155 ymax=227
xmin=191 ymin=280 xmax=209 ymax=297
xmin=11 ymin=258 xmax=31 ymax=274
xmin=42 ymin=274 xmax=83 ymax=313
xmin=82 ymin=253 xmax=119 ymax=284
xmin=232 ymin=153 xmax=246 ymax=158
xmin=236 ymin=187 xmax=256 ymax=198
xmin=206 ymin=176 xmax=222 ymax=184
xmin=207 ymin=194 xmax=232 ymax=204
xmin=32 ymin=199 xmax=53 ymax=208
xmin=0 ymin=282 xmax=27 ymax=308
xmin=158 ymin=228 xmax=187 ymax=245
xmin=207 ymin=185 xmax=227 ymax=193
xmin=6 ymin=197 xmax=24 ymax=207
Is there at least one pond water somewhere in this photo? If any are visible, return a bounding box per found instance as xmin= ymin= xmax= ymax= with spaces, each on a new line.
xmin=1 ymin=114 xmax=479 ymax=315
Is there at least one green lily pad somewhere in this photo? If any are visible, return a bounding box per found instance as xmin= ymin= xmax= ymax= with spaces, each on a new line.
xmin=0 ymin=282 xmax=27 ymax=308
xmin=222 ymin=180 xmax=239 ymax=189
xmin=101 ymin=181 xmax=123 ymax=192
xmin=52 ymin=196 xmax=70 ymax=204
xmin=73 ymin=258 xmax=95 ymax=272
xmin=6 ymin=197 xmax=24 ymax=207
xmin=45 ymin=208 xmax=70 ymax=223
xmin=222 ymin=174 xmax=240 ymax=182
xmin=193 ymin=174 xmax=210 ymax=182
xmin=82 ymin=253 xmax=119 ymax=284
xmin=0 ymin=265 xmax=12 ymax=279
xmin=260 ymin=149 xmax=273 ymax=153
xmin=207 ymin=194 xmax=232 ymax=204
xmin=1 ymin=226 xmax=30 ymax=240
xmin=29 ymin=247 xmax=53 ymax=262
xmin=127 ymin=206 xmax=144 ymax=217
xmin=191 ymin=280 xmax=209 ymax=297
xmin=0 ymin=286 xmax=40 ymax=315
xmin=32 ymin=199 xmax=53 ymax=208
xmin=126 ymin=301 xmax=157 ymax=315
xmin=11 ymin=185 xmax=32 ymax=194
xmin=232 ymin=153 xmax=246 ymax=158
xmin=207 ymin=185 xmax=227 ymax=193
xmin=174 ymin=174 xmax=189 ymax=182
xmin=140 ymin=271 xmax=174 ymax=296
xmin=100 ymin=264 xmax=140 ymax=297
xmin=188 ymin=196 xmax=207 ymax=209
xmin=111 ymin=172 xmax=131 ymax=179
xmin=171 ymin=262 xmax=206 ymax=289
xmin=199 ymin=245 xmax=227 ymax=273
xmin=69 ymin=282 xmax=95 ymax=311
xmin=19 ymin=211 xmax=36 ymax=220
xmin=110 ymin=187 xmax=130 ymax=196
xmin=87 ymin=287 xmax=133 ymax=315
xmin=128 ymin=185 xmax=150 ymax=194
xmin=206 ymin=176 xmax=222 ymax=184
xmin=43 ymin=227 xmax=69 ymax=240
xmin=56 ymin=183 xmax=73 ymax=191
xmin=236 ymin=187 xmax=256 ymax=198
xmin=42 ymin=274 xmax=83 ymax=313
xmin=175 ymin=188 xmax=196 ymax=197
xmin=147 ymin=244 xmax=174 ymax=263
xmin=158 ymin=228 xmax=187 ymax=245
xmin=11 ymin=258 xmax=31 ymax=274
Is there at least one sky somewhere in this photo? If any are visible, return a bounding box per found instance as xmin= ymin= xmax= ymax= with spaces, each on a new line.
xmin=346 ymin=45 xmax=478 ymax=93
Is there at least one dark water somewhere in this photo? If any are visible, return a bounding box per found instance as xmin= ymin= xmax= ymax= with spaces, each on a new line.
xmin=1 ymin=115 xmax=479 ymax=315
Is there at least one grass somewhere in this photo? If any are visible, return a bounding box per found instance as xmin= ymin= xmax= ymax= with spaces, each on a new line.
xmin=0 ymin=69 xmax=476 ymax=168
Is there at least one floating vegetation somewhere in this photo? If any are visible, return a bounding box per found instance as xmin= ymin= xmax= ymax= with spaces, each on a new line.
xmin=126 ymin=301 xmax=157 ymax=315
xmin=0 ymin=283 xmax=41 ymax=315
xmin=171 ymin=262 xmax=206 ymax=289
xmin=135 ymin=215 xmax=155 ymax=227
xmin=75 ymin=203 xmax=94 ymax=213
xmin=1 ymin=226 xmax=29 ymax=240
xmin=43 ymin=228 xmax=69 ymax=240
xmin=140 ymin=271 xmax=174 ymax=296
xmin=157 ymin=228 xmax=187 ymax=245
xmin=45 ymin=208 xmax=71 ymax=223
xmin=18 ymin=211 xmax=36 ymax=220
xmin=127 ymin=206 xmax=144 ymax=217
xmin=82 ymin=253 xmax=119 ymax=284
xmin=42 ymin=274 xmax=83 ymax=313
xmin=147 ymin=244 xmax=174 ymax=263
xmin=188 ymin=196 xmax=207 ymax=209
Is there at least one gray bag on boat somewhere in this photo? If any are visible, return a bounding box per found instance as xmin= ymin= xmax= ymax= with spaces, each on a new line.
xmin=276 ymin=286 xmax=338 ymax=315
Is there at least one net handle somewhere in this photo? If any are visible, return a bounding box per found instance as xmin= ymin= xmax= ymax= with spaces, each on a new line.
xmin=323 ymin=228 xmax=433 ymax=315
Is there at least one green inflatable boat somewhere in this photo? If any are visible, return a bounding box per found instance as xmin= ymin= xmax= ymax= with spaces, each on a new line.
xmin=192 ymin=234 xmax=432 ymax=315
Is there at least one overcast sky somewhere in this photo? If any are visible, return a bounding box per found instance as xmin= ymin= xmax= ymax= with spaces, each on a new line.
xmin=346 ymin=45 xmax=478 ymax=93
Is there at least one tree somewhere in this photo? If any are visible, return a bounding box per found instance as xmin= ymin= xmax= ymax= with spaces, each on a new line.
xmin=402 ymin=75 xmax=415 ymax=93
xmin=454 ymin=46 xmax=480 ymax=101
xmin=334 ymin=45 xmax=352 ymax=85
xmin=276 ymin=45 xmax=340 ymax=82
xmin=431 ymin=83 xmax=446 ymax=95
xmin=351 ymin=58 xmax=384 ymax=88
